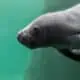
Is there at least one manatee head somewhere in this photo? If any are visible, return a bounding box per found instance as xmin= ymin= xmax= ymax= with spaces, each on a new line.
xmin=17 ymin=13 xmax=70 ymax=49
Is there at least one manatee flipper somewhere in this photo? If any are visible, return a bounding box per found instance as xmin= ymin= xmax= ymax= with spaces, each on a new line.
xmin=58 ymin=49 xmax=80 ymax=61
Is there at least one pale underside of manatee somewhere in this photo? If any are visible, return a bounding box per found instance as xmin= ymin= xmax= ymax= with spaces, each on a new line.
xmin=17 ymin=4 xmax=80 ymax=61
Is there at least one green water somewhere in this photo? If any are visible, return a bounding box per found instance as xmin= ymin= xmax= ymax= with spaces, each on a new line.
xmin=1 ymin=0 xmax=80 ymax=80
xmin=0 ymin=0 xmax=44 ymax=80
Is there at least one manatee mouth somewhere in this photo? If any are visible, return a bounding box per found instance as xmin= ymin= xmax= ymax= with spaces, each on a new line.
xmin=17 ymin=32 xmax=37 ymax=49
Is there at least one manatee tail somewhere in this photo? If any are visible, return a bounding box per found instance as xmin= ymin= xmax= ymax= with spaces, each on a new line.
xmin=58 ymin=49 xmax=80 ymax=61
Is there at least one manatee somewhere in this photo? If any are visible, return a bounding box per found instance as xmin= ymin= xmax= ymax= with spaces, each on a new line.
xmin=17 ymin=4 xmax=80 ymax=61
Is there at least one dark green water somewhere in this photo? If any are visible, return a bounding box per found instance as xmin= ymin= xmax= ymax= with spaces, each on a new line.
xmin=1 ymin=0 xmax=80 ymax=80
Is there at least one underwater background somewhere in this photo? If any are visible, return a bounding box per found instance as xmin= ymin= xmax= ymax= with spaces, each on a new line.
xmin=1 ymin=0 xmax=80 ymax=80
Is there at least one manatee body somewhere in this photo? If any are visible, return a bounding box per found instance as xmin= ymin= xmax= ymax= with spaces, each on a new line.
xmin=17 ymin=4 xmax=80 ymax=61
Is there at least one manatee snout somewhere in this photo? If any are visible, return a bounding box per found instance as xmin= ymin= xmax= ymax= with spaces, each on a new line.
xmin=17 ymin=25 xmax=41 ymax=49
xmin=17 ymin=31 xmax=28 ymax=44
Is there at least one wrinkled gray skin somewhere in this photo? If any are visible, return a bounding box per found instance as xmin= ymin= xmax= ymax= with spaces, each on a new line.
xmin=17 ymin=4 xmax=80 ymax=61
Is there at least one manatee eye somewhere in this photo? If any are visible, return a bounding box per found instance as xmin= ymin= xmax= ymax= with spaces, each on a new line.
xmin=33 ymin=27 xmax=40 ymax=36
xmin=34 ymin=27 xmax=39 ymax=33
